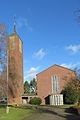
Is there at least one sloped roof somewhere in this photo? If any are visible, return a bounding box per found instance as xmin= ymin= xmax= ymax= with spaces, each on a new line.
xmin=36 ymin=64 xmax=76 ymax=76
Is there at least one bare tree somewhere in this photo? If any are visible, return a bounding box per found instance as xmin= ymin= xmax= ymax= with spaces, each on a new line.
xmin=0 ymin=23 xmax=21 ymax=103
xmin=0 ymin=24 xmax=7 ymax=98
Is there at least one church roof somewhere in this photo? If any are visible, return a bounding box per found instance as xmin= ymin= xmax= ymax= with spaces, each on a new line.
xmin=36 ymin=64 xmax=76 ymax=76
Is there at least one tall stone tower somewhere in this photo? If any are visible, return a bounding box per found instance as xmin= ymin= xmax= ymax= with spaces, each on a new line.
xmin=7 ymin=20 xmax=24 ymax=104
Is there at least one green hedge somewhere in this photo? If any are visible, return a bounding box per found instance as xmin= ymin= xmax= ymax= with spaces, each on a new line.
xmin=29 ymin=97 xmax=42 ymax=105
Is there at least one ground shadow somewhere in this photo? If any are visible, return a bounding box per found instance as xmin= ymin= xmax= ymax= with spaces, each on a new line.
xmin=34 ymin=106 xmax=80 ymax=120
xmin=22 ymin=105 xmax=80 ymax=120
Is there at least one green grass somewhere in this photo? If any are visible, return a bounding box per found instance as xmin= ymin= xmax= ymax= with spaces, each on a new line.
xmin=0 ymin=107 xmax=35 ymax=120
xmin=40 ymin=104 xmax=76 ymax=109
xmin=59 ymin=104 xmax=76 ymax=108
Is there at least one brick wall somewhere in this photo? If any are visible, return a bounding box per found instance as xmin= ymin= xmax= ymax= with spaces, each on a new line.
xmin=7 ymin=33 xmax=24 ymax=105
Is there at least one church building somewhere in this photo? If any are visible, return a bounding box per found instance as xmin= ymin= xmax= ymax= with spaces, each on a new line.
xmin=36 ymin=65 xmax=76 ymax=105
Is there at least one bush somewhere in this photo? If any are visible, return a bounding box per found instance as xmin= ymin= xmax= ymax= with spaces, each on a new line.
xmin=29 ymin=97 xmax=42 ymax=105
xmin=62 ymin=81 xmax=80 ymax=104
xmin=62 ymin=86 xmax=78 ymax=104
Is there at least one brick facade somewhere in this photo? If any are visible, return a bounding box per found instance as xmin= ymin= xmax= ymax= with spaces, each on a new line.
xmin=7 ymin=32 xmax=24 ymax=105
xmin=36 ymin=65 xmax=76 ymax=104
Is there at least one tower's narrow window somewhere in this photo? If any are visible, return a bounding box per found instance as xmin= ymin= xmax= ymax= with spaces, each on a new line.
xmin=9 ymin=36 xmax=16 ymax=51
xmin=19 ymin=39 xmax=22 ymax=53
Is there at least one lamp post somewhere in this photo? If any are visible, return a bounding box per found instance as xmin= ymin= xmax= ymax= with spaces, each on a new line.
xmin=6 ymin=40 xmax=9 ymax=113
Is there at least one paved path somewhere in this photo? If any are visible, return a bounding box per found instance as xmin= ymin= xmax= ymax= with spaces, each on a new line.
xmin=23 ymin=108 xmax=80 ymax=120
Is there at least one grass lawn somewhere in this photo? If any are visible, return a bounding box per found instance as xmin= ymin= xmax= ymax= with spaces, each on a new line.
xmin=40 ymin=104 xmax=76 ymax=108
xmin=0 ymin=106 xmax=35 ymax=120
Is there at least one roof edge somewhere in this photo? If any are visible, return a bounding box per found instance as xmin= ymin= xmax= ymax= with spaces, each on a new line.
xmin=36 ymin=64 xmax=76 ymax=76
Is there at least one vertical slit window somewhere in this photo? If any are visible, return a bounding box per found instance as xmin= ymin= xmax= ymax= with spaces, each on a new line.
xmin=52 ymin=75 xmax=60 ymax=94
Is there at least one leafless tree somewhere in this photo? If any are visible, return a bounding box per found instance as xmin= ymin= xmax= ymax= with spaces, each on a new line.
xmin=0 ymin=24 xmax=7 ymax=98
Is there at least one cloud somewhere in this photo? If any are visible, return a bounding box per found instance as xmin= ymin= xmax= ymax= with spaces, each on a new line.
xmin=27 ymin=67 xmax=40 ymax=74
xmin=66 ymin=44 xmax=80 ymax=54
xmin=17 ymin=17 xmax=32 ymax=32
xmin=34 ymin=48 xmax=47 ymax=60
xmin=24 ymin=73 xmax=36 ymax=81
xmin=60 ymin=63 xmax=80 ymax=69
xmin=24 ymin=66 xmax=40 ymax=81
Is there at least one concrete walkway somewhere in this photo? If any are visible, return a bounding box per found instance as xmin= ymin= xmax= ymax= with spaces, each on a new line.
xmin=23 ymin=107 xmax=80 ymax=120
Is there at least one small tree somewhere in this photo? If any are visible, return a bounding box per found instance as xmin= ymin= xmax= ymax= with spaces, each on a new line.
xmin=62 ymin=79 xmax=80 ymax=104
xmin=24 ymin=81 xmax=30 ymax=93
xmin=24 ymin=78 xmax=37 ymax=94
xmin=30 ymin=78 xmax=37 ymax=93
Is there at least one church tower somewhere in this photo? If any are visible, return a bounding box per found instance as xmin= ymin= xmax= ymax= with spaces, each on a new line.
xmin=7 ymin=19 xmax=24 ymax=104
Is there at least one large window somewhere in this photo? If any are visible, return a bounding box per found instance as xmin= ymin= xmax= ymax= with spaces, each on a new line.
xmin=51 ymin=75 xmax=60 ymax=94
